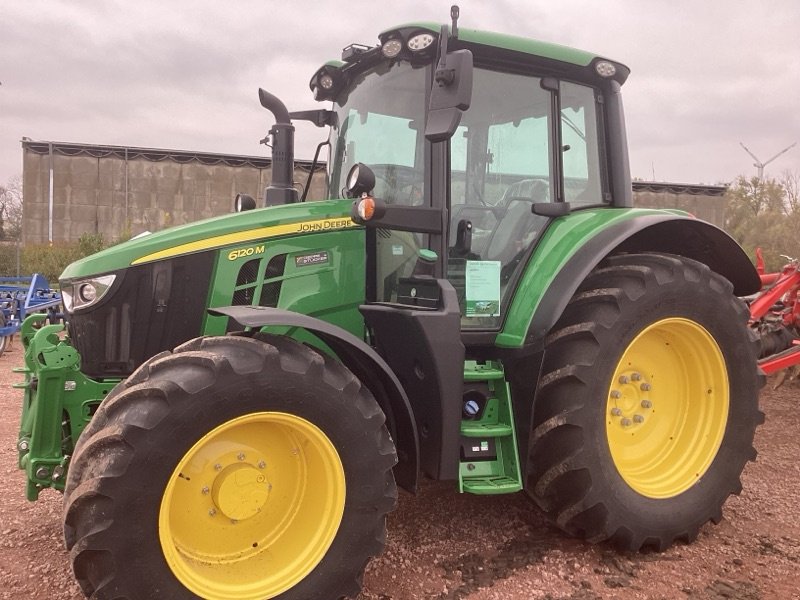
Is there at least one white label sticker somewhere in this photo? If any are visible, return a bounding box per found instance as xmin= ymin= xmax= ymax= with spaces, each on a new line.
xmin=465 ymin=261 xmax=501 ymax=317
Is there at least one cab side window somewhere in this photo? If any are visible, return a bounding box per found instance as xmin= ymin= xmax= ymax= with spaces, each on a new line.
xmin=561 ymin=81 xmax=604 ymax=206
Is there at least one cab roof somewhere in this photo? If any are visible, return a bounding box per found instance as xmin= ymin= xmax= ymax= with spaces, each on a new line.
xmin=381 ymin=22 xmax=603 ymax=68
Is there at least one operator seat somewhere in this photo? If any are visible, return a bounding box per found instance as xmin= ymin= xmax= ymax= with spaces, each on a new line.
xmin=485 ymin=178 xmax=549 ymax=264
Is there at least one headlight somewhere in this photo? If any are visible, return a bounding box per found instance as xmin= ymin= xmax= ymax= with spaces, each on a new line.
xmin=62 ymin=274 xmax=116 ymax=312
xmin=79 ymin=283 xmax=97 ymax=303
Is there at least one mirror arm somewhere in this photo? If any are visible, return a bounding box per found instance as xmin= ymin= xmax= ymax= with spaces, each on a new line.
xmin=289 ymin=109 xmax=336 ymax=128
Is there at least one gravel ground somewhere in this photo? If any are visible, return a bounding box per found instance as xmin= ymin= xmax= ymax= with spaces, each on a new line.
xmin=1 ymin=348 xmax=798 ymax=600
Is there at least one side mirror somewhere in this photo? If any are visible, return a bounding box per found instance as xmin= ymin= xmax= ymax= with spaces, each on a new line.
xmin=425 ymin=49 xmax=473 ymax=142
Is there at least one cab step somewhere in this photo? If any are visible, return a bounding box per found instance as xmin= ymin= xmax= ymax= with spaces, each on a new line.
xmin=458 ymin=361 xmax=522 ymax=495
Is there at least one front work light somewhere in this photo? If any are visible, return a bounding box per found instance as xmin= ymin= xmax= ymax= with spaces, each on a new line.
xmin=381 ymin=39 xmax=403 ymax=58
xmin=319 ymin=74 xmax=334 ymax=90
xmin=408 ymin=33 xmax=435 ymax=52
xmin=234 ymin=193 xmax=256 ymax=212
xmin=595 ymin=61 xmax=617 ymax=77
xmin=345 ymin=163 xmax=376 ymax=198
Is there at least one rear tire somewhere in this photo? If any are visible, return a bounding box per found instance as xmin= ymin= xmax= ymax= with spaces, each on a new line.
xmin=527 ymin=253 xmax=763 ymax=551
xmin=64 ymin=333 xmax=397 ymax=599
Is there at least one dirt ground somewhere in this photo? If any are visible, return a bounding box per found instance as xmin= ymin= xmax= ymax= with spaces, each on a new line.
xmin=0 ymin=348 xmax=798 ymax=600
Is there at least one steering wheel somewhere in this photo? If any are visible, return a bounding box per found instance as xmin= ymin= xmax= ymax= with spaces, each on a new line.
xmin=368 ymin=164 xmax=425 ymax=205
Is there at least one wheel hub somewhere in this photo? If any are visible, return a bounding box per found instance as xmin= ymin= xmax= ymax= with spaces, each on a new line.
xmin=609 ymin=371 xmax=652 ymax=428
xmin=211 ymin=463 xmax=270 ymax=521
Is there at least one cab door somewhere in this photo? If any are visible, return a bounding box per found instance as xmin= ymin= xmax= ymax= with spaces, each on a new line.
xmin=448 ymin=69 xmax=608 ymax=331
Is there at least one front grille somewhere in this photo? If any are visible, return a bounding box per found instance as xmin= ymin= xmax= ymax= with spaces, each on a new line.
xmin=65 ymin=252 xmax=214 ymax=378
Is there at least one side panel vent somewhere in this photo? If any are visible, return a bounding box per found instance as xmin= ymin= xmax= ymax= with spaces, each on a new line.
xmin=228 ymin=253 xmax=288 ymax=323
xmin=259 ymin=253 xmax=288 ymax=308
xmin=236 ymin=259 xmax=260 ymax=286
xmin=265 ymin=254 xmax=288 ymax=279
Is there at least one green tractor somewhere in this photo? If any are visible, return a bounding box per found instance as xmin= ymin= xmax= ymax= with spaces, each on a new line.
xmin=17 ymin=8 xmax=763 ymax=600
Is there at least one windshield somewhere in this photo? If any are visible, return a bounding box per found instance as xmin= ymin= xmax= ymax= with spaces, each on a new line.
xmin=329 ymin=62 xmax=428 ymax=205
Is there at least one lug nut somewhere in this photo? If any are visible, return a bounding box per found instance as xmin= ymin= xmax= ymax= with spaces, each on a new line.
xmin=230 ymin=519 xmax=238 ymax=525
xmin=633 ymin=414 xmax=645 ymax=423
xmin=257 ymin=461 xmax=266 ymax=469
xmin=214 ymin=463 xmax=222 ymax=471
xmin=641 ymin=400 xmax=653 ymax=409
xmin=611 ymin=408 xmax=623 ymax=416
xmin=209 ymin=509 xmax=217 ymax=517
xmin=619 ymin=375 xmax=629 ymax=384
xmin=201 ymin=486 xmax=210 ymax=495
xmin=610 ymin=390 xmax=622 ymax=399
xmin=237 ymin=453 xmax=246 ymax=461
xmin=640 ymin=383 xmax=651 ymax=391
xmin=620 ymin=418 xmax=632 ymax=427
xmin=631 ymin=373 xmax=641 ymax=381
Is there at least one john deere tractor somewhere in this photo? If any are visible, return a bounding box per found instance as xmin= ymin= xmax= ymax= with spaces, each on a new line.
xmin=17 ymin=8 xmax=763 ymax=599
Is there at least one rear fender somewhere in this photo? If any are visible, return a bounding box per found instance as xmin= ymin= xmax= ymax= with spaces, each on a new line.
xmin=499 ymin=212 xmax=759 ymax=348
xmin=209 ymin=305 xmax=419 ymax=492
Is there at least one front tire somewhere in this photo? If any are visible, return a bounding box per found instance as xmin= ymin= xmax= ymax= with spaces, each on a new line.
xmin=64 ymin=333 xmax=397 ymax=599
xmin=527 ymin=253 xmax=763 ymax=551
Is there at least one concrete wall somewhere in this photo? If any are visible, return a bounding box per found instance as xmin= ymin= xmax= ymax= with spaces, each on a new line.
xmin=22 ymin=142 xmax=327 ymax=244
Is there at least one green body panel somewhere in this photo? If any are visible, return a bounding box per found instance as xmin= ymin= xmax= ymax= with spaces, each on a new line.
xmin=379 ymin=22 xmax=600 ymax=67
xmin=202 ymin=228 xmax=367 ymax=340
xmin=60 ymin=199 xmax=356 ymax=279
xmin=16 ymin=316 xmax=118 ymax=501
xmin=497 ymin=207 xmax=679 ymax=348
xmin=25 ymin=196 xmax=373 ymax=501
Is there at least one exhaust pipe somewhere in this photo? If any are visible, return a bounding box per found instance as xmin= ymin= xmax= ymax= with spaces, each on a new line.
xmin=259 ymin=88 xmax=297 ymax=205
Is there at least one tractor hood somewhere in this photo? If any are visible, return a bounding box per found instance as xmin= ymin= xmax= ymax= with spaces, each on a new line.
xmin=60 ymin=199 xmax=357 ymax=282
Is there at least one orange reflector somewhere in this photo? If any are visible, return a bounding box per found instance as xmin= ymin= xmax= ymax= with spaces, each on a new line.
xmin=358 ymin=197 xmax=376 ymax=220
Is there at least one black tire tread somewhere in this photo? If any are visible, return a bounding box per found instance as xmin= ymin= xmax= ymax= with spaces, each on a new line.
xmin=527 ymin=253 xmax=764 ymax=551
xmin=64 ymin=333 xmax=397 ymax=600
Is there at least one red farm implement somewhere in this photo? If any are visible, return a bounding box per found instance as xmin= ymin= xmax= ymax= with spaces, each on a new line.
xmin=750 ymin=248 xmax=800 ymax=375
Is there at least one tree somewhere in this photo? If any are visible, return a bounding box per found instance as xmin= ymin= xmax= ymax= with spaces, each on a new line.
xmin=0 ymin=175 xmax=23 ymax=241
xmin=725 ymin=173 xmax=800 ymax=273
xmin=782 ymin=170 xmax=800 ymax=214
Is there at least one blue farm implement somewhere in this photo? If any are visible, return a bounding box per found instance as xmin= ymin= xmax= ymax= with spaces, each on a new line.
xmin=0 ymin=274 xmax=62 ymax=357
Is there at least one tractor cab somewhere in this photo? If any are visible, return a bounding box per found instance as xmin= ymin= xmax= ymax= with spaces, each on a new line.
xmin=313 ymin=17 xmax=629 ymax=334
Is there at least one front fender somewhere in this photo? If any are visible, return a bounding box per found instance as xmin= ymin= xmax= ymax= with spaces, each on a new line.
xmin=498 ymin=209 xmax=759 ymax=348
xmin=209 ymin=305 xmax=419 ymax=492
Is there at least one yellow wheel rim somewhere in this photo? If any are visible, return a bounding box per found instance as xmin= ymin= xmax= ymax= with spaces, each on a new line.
xmin=159 ymin=412 xmax=346 ymax=600
xmin=606 ymin=318 xmax=729 ymax=499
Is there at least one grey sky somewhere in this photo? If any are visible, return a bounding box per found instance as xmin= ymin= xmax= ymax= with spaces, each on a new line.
xmin=1 ymin=0 xmax=798 ymax=188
